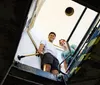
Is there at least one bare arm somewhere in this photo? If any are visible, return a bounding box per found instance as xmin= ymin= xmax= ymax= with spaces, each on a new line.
xmin=37 ymin=44 xmax=44 ymax=54
xmin=62 ymin=56 xmax=68 ymax=72
xmin=64 ymin=60 xmax=68 ymax=71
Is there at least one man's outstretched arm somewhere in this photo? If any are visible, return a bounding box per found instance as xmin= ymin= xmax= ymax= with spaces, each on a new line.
xmin=37 ymin=44 xmax=44 ymax=54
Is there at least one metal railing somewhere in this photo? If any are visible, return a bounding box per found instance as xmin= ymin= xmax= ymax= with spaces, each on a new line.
xmin=58 ymin=13 xmax=99 ymax=78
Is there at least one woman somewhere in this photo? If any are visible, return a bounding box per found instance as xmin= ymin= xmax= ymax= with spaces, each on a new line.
xmin=59 ymin=39 xmax=77 ymax=71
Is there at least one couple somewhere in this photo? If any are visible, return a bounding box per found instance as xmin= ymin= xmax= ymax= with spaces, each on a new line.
xmin=37 ymin=32 xmax=76 ymax=75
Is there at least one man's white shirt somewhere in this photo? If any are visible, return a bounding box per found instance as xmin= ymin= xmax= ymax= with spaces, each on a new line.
xmin=40 ymin=40 xmax=57 ymax=58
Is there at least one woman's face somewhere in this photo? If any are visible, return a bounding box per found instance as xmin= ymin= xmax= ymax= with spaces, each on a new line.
xmin=59 ymin=39 xmax=66 ymax=46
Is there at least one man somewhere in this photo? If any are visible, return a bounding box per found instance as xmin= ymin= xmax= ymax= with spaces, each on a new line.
xmin=37 ymin=32 xmax=59 ymax=75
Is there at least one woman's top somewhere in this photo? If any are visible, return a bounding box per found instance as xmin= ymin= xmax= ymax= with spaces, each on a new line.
xmin=61 ymin=44 xmax=77 ymax=64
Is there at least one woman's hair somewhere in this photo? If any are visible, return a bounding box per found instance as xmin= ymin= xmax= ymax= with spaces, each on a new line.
xmin=59 ymin=39 xmax=71 ymax=52
xmin=59 ymin=39 xmax=65 ymax=45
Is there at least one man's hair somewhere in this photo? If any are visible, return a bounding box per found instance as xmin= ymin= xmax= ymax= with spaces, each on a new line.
xmin=49 ymin=32 xmax=56 ymax=36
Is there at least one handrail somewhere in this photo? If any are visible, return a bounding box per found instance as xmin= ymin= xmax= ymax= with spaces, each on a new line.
xmin=58 ymin=41 xmax=72 ymax=75
xmin=17 ymin=0 xmax=45 ymax=60
xmin=58 ymin=8 xmax=87 ymax=75
xmin=66 ymin=14 xmax=100 ymax=77
xmin=27 ymin=0 xmax=45 ymax=50
xmin=58 ymin=38 xmax=89 ymax=77
xmin=58 ymin=11 xmax=99 ymax=77
xmin=58 ymin=53 xmax=72 ymax=75
xmin=68 ymin=13 xmax=100 ymax=70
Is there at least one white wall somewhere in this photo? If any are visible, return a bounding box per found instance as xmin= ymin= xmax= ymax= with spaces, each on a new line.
xmin=14 ymin=27 xmax=41 ymax=69
xmin=32 ymin=0 xmax=85 ymax=46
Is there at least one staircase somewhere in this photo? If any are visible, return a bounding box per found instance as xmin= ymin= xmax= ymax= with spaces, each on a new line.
xmin=66 ymin=21 xmax=100 ymax=85
xmin=0 ymin=61 xmax=65 ymax=85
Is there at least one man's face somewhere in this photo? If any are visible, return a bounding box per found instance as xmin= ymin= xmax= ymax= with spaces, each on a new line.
xmin=48 ymin=34 xmax=56 ymax=42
